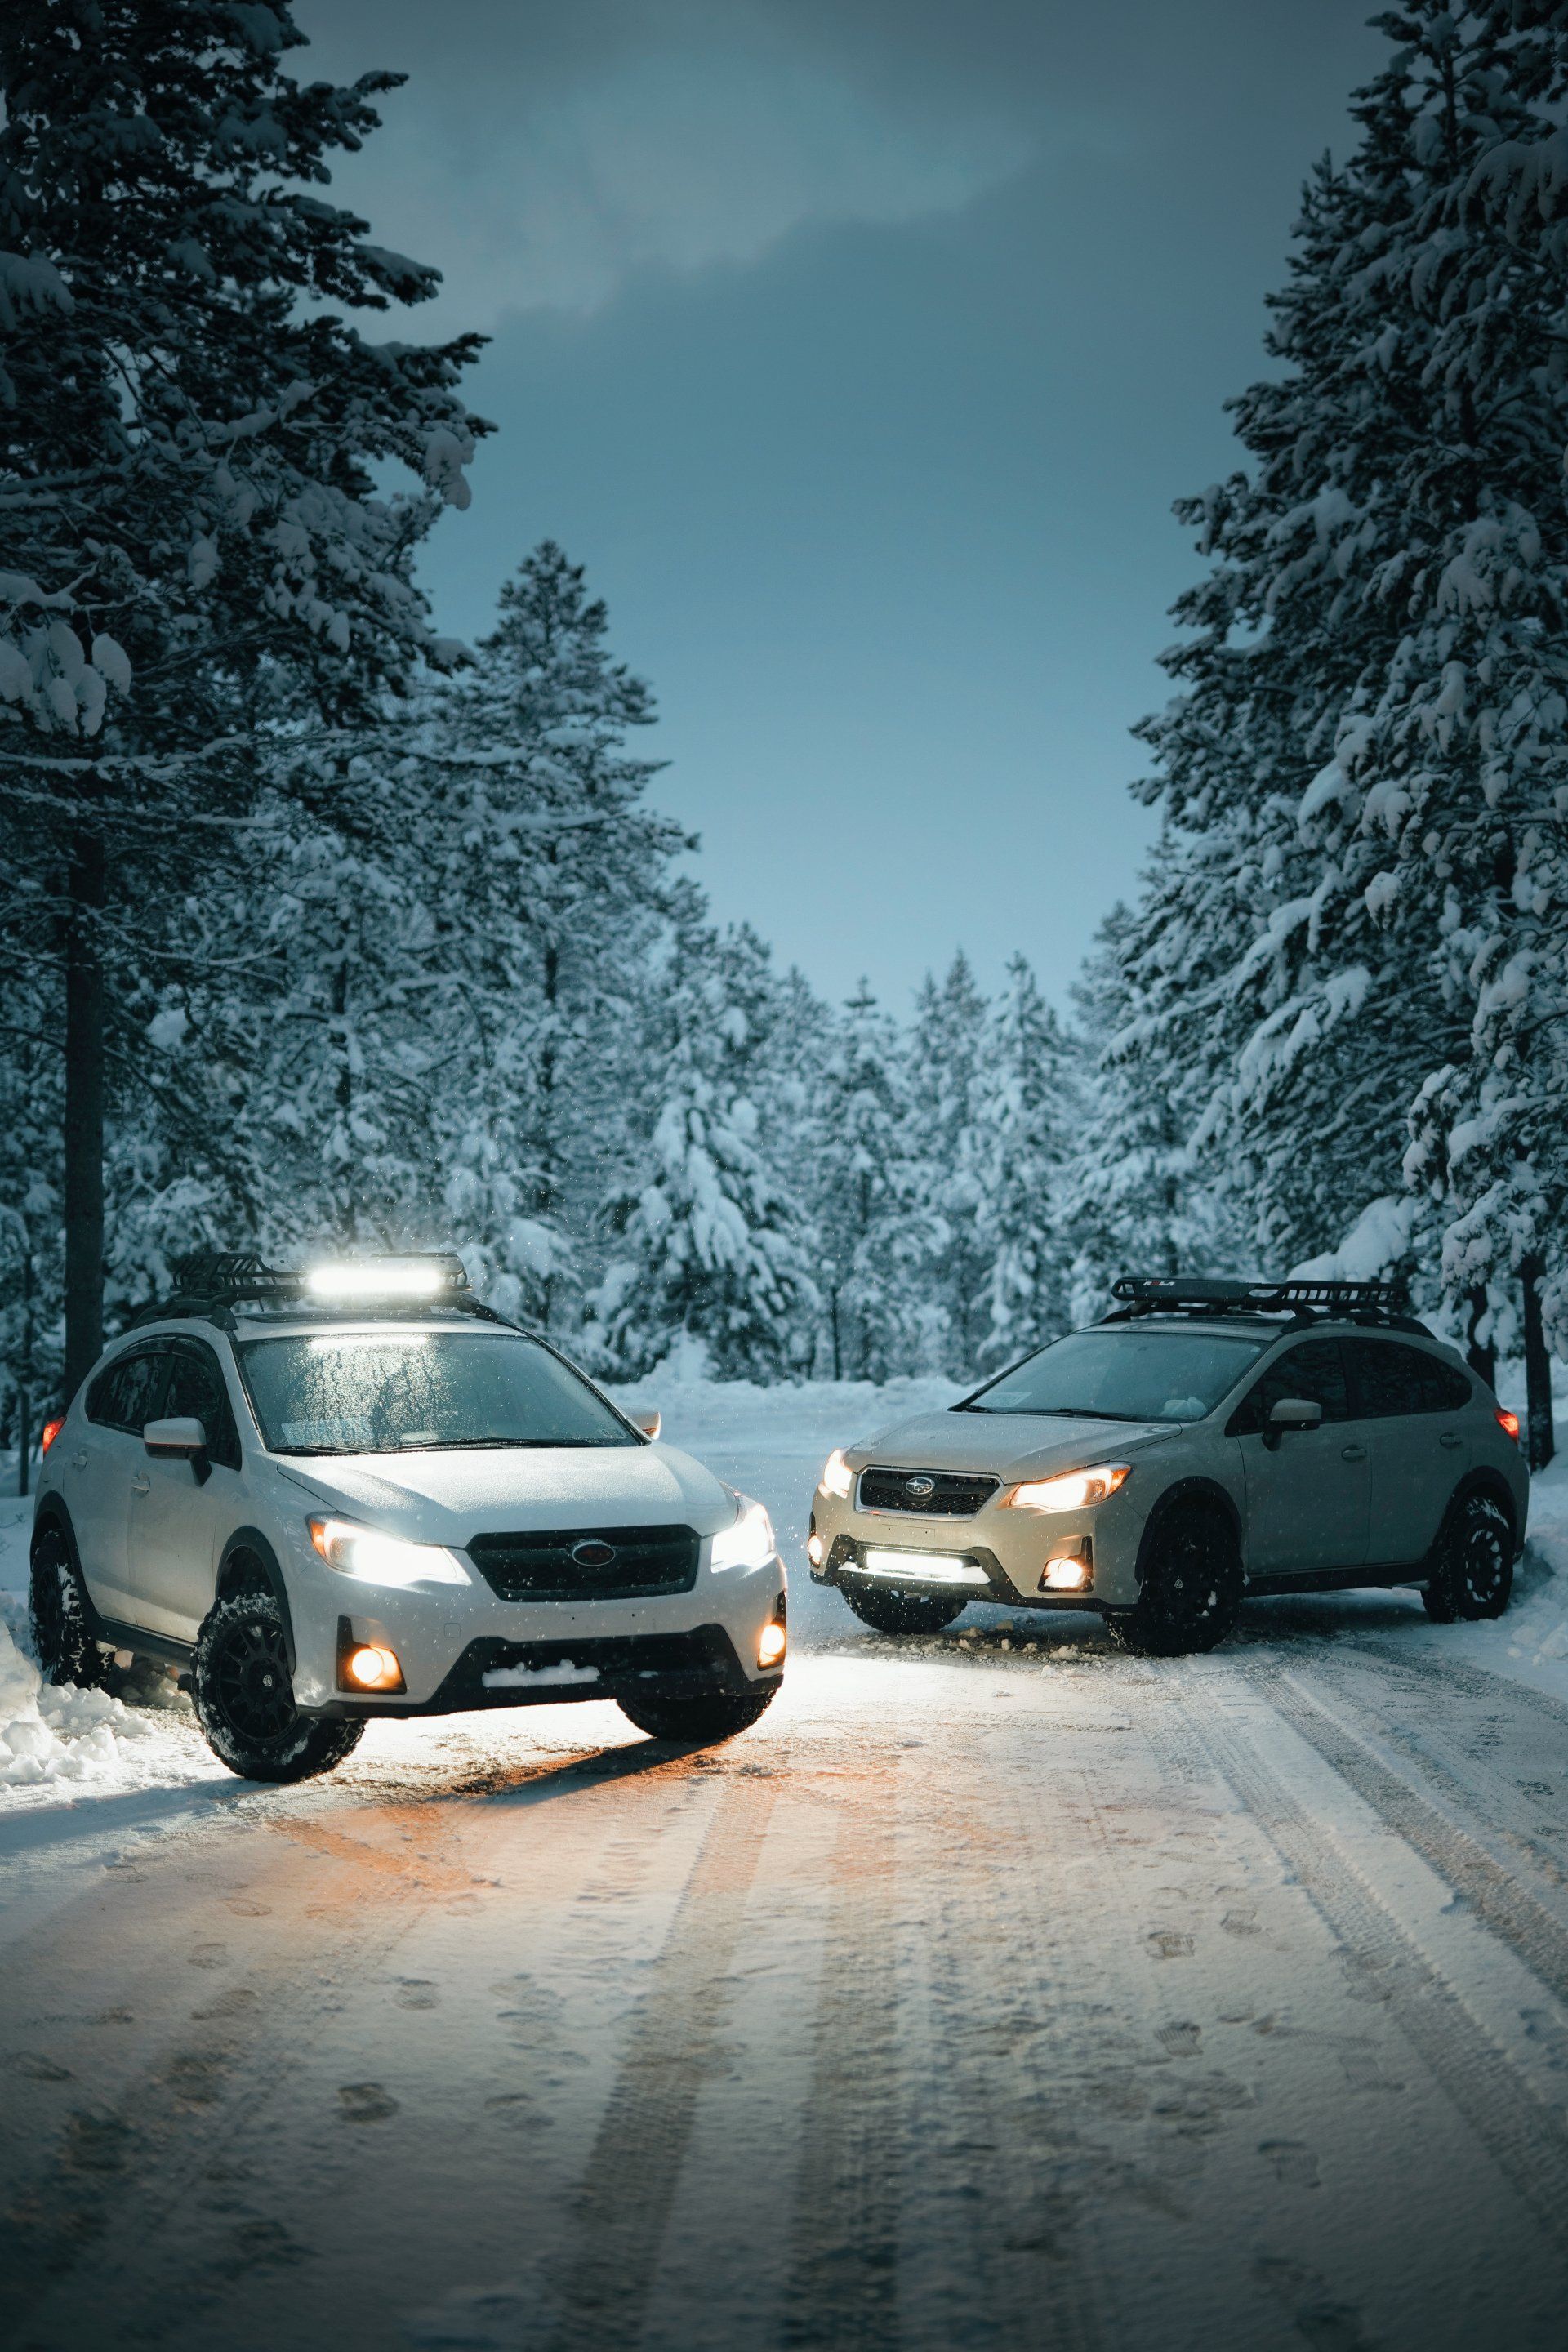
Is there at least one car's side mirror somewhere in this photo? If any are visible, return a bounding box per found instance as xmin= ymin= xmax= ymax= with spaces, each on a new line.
xmin=631 ymin=1408 xmax=662 ymax=1441
xmin=1266 ymin=1396 xmax=1323 ymax=1450
xmin=143 ymin=1415 xmax=211 ymax=1485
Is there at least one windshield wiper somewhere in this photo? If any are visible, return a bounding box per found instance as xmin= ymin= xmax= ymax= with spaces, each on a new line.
xmin=960 ymin=1405 xmax=1149 ymax=1423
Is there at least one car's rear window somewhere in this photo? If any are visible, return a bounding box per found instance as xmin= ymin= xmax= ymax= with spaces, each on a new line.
xmin=960 ymin=1325 xmax=1273 ymax=1423
xmin=237 ymin=1330 xmax=635 ymax=1455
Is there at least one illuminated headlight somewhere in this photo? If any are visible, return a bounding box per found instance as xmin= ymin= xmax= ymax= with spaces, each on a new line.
xmin=710 ymin=1496 xmax=775 ymax=1571
xmin=308 ymin=1516 xmax=471 ymax=1588
xmin=818 ymin=1449 xmax=854 ymax=1499
xmin=1002 ymin=1464 xmax=1131 ymax=1513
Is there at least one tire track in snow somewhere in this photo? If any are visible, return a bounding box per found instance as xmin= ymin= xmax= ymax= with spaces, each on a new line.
xmin=1174 ymin=1677 xmax=1568 ymax=2256
xmin=779 ymin=1763 xmax=903 ymax=2352
xmin=1245 ymin=1663 xmax=1568 ymax=2006
xmin=542 ymin=1770 xmax=778 ymax=2352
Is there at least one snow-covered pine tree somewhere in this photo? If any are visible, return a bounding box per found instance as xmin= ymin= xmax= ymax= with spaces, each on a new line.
xmin=906 ymin=952 xmax=990 ymax=1375
xmin=811 ymin=981 xmax=933 ymax=1379
xmin=970 ymin=955 xmax=1079 ymax=1368
xmin=1125 ymin=2 xmax=1568 ymax=1454
xmin=593 ymin=918 xmax=819 ymax=1381
xmin=413 ymin=543 xmax=690 ymax=1332
xmin=0 ymin=0 xmax=484 ymax=1388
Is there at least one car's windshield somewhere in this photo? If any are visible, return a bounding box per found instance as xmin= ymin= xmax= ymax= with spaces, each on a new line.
xmin=960 ymin=1326 xmax=1273 ymax=1423
xmin=237 ymin=1330 xmax=636 ymax=1455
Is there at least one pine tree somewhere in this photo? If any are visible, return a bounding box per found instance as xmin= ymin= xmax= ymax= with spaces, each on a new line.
xmin=812 ymin=982 xmax=933 ymax=1379
xmin=971 ymin=956 xmax=1079 ymax=1367
xmin=0 ymin=0 xmax=484 ymax=1388
xmin=906 ymin=952 xmax=990 ymax=1375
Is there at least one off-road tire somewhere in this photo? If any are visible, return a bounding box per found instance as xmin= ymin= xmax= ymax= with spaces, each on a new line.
xmin=1107 ymin=1502 xmax=1243 ymax=1657
xmin=839 ymin=1579 xmax=970 ymax=1637
xmin=192 ymin=1589 xmax=363 ymax=1784
xmin=29 ymin=1525 xmax=110 ymax=1688
xmin=1423 ymin=1491 xmax=1512 ymax=1624
xmin=617 ymin=1684 xmax=778 ymax=1744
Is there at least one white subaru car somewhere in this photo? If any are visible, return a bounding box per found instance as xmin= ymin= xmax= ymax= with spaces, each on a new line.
xmin=29 ymin=1253 xmax=786 ymax=1781
xmin=809 ymin=1276 xmax=1528 ymax=1654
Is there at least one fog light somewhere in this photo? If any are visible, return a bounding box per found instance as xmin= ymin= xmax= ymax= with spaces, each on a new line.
xmin=758 ymin=1620 xmax=787 ymax=1671
xmin=347 ymin=1643 xmax=402 ymax=1689
xmin=807 ymin=1532 xmax=825 ymax=1567
xmin=1041 ymin=1557 xmax=1089 ymax=1592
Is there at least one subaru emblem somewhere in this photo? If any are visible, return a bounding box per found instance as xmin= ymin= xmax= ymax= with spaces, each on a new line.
xmin=572 ymin=1539 xmax=617 ymax=1570
xmin=904 ymin=1476 xmax=936 ymax=1499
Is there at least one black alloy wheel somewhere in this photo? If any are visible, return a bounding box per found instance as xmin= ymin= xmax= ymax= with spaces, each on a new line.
xmin=1423 ymin=1492 xmax=1513 ymax=1624
xmin=192 ymin=1587 xmax=364 ymax=1784
xmin=1108 ymin=1503 xmax=1243 ymax=1657
xmin=617 ymin=1685 xmax=778 ymax=1744
xmin=839 ymin=1579 xmax=970 ymax=1637
xmin=28 ymin=1526 xmax=109 ymax=1689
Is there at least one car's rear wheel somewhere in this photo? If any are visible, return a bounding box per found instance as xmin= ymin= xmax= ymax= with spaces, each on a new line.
xmin=839 ymin=1579 xmax=970 ymax=1637
xmin=193 ymin=1588 xmax=364 ymax=1783
xmin=29 ymin=1526 xmax=110 ymax=1689
xmin=1107 ymin=1502 xmax=1242 ymax=1657
xmin=1423 ymin=1492 xmax=1512 ymax=1623
xmin=617 ymin=1685 xmax=778 ymax=1744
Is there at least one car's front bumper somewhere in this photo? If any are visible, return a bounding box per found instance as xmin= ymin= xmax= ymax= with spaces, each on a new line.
xmin=809 ymin=1482 xmax=1150 ymax=1612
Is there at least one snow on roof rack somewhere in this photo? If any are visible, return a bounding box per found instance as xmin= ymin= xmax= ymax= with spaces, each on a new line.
xmin=1103 ymin=1274 xmax=1418 ymax=1329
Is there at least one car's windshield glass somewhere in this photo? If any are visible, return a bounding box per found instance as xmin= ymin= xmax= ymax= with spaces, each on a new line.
xmin=960 ymin=1326 xmax=1273 ymax=1423
xmin=238 ymin=1331 xmax=635 ymax=1455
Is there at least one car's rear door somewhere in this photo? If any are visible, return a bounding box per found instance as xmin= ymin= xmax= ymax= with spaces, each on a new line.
xmin=67 ymin=1344 xmax=171 ymax=1621
xmin=125 ymin=1338 xmax=244 ymax=1638
xmin=1228 ymin=1337 xmax=1369 ymax=1576
xmin=1348 ymin=1339 xmax=1472 ymax=1566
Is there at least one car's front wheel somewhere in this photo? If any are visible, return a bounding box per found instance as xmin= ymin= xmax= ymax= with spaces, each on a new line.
xmin=839 ymin=1579 xmax=970 ymax=1637
xmin=1107 ymin=1501 xmax=1242 ymax=1657
xmin=617 ymin=1685 xmax=778 ymax=1744
xmin=29 ymin=1526 xmax=110 ymax=1689
xmin=192 ymin=1588 xmax=364 ymax=1783
xmin=1423 ymin=1491 xmax=1513 ymax=1623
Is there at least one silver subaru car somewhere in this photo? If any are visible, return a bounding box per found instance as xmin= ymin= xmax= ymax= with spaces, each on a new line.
xmin=808 ymin=1277 xmax=1529 ymax=1654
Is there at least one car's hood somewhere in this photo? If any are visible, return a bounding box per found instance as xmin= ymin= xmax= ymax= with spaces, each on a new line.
xmin=271 ymin=1441 xmax=734 ymax=1545
xmin=847 ymin=1410 xmax=1179 ymax=1481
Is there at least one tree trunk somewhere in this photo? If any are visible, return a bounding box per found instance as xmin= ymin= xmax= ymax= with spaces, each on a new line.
xmin=1464 ymin=1284 xmax=1497 ymax=1391
xmin=1521 ymin=1254 xmax=1555 ymax=1472
xmin=63 ymin=832 xmax=106 ymax=1398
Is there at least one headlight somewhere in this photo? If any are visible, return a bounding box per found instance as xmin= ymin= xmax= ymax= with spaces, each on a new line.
xmin=710 ymin=1496 xmax=775 ymax=1570
xmin=1001 ymin=1464 xmax=1132 ymax=1513
xmin=818 ymin=1449 xmax=854 ymax=1499
xmin=308 ymin=1516 xmax=471 ymax=1588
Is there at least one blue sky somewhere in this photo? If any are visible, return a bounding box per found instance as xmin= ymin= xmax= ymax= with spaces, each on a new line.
xmin=307 ymin=0 xmax=1386 ymax=1013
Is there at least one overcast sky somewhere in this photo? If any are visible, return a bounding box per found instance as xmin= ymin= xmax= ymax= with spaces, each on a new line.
xmin=301 ymin=0 xmax=1386 ymax=1013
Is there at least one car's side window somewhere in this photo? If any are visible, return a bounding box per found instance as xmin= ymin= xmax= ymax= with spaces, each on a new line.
xmin=1227 ymin=1338 xmax=1351 ymax=1437
xmin=163 ymin=1342 xmax=243 ymax=1472
xmin=86 ymin=1348 xmax=169 ymax=1434
xmin=1347 ymin=1339 xmax=1450 ymax=1419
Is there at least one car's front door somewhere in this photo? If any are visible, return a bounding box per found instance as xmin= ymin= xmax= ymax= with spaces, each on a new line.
xmin=69 ymin=1345 xmax=171 ymax=1622
xmin=1347 ymin=1339 xmax=1472 ymax=1566
xmin=125 ymin=1338 xmax=243 ymax=1638
xmin=1228 ymin=1337 xmax=1369 ymax=1576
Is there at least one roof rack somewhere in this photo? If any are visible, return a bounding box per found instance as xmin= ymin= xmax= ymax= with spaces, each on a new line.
xmin=1102 ymin=1275 xmax=1427 ymax=1334
xmin=127 ymin=1250 xmax=514 ymax=1332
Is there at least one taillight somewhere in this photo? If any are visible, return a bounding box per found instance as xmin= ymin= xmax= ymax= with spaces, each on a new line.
xmin=39 ymin=1417 xmax=65 ymax=1455
xmin=1495 ymin=1407 xmax=1521 ymax=1444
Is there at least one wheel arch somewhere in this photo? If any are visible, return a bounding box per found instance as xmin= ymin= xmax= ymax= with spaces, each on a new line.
xmin=29 ymin=1501 xmax=106 ymax=1636
xmin=1442 ymin=1469 xmax=1520 ymax=1556
xmin=216 ymin=1528 xmax=297 ymax=1670
xmin=1134 ymin=1475 xmax=1243 ymax=1588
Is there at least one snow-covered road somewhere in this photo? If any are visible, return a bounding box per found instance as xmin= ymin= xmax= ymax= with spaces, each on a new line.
xmin=5 ymin=1382 xmax=1568 ymax=2350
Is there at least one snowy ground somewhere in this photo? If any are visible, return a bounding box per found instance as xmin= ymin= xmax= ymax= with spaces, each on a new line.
xmin=4 ymin=1380 xmax=1568 ymax=2347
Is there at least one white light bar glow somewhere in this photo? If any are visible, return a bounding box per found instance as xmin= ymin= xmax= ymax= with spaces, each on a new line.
xmin=305 ymin=1257 xmax=461 ymax=1301
xmin=858 ymin=1549 xmax=990 ymax=1587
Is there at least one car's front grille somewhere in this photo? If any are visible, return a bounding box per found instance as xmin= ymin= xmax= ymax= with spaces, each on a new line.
xmin=856 ymin=1467 xmax=1000 ymax=1517
xmin=467 ymin=1524 xmax=700 ymax=1604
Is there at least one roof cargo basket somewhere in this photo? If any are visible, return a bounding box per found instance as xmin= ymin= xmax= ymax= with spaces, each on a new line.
xmin=128 ymin=1250 xmax=501 ymax=1330
xmin=1103 ymin=1275 xmax=1422 ymax=1331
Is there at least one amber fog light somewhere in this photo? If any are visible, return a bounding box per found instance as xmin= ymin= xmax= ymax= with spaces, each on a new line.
xmin=346 ymin=1643 xmax=403 ymax=1690
xmin=758 ymin=1619 xmax=787 ymax=1670
xmin=1040 ymin=1554 xmax=1091 ymax=1592
xmin=807 ymin=1531 xmax=825 ymax=1567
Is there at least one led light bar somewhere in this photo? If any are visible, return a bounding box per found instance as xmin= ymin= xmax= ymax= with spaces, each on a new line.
xmin=305 ymin=1254 xmax=466 ymax=1301
xmin=858 ymin=1548 xmax=991 ymax=1587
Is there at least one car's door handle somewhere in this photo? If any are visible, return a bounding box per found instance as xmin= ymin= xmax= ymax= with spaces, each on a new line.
xmin=1341 ymin=1444 xmax=1367 ymax=1463
xmin=130 ymin=1473 xmax=150 ymax=1497
xmin=71 ymin=1450 xmax=87 ymax=1471
xmin=1440 ymin=1432 xmax=1463 ymax=1450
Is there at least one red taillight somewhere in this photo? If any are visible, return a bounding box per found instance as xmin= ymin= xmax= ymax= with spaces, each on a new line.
xmin=1495 ymin=1407 xmax=1521 ymax=1444
xmin=39 ymin=1417 xmax=65 ymax=1455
